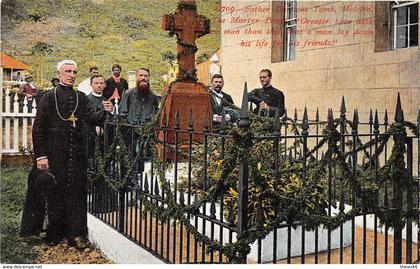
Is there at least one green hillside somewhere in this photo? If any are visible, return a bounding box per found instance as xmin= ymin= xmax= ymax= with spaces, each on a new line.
xmin=1 ymin=0 xmax=220 ymax=90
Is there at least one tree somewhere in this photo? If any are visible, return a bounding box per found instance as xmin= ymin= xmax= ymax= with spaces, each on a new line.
xmin=32 ymin=42 xmax=53 ymax=85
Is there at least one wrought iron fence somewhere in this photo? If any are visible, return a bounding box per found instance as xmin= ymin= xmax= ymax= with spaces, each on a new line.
xmin=86 ymin=88 xmax=419 ymax=264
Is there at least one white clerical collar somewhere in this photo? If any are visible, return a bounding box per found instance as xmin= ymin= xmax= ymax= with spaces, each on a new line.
xmin=58 ymin=83 xmax=73 ymax=89
xmin=91 ymin=91 xmax=103 ymax=97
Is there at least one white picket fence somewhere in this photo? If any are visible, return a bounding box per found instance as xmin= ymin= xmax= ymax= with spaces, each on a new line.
xmin=2 ymin=87 xmax=36 ymax=155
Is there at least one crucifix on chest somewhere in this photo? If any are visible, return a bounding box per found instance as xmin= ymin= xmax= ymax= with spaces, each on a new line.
xmin=68 ymin=113 xmax=78 ymax=128
xmin=162 ymin=0 xmax=210 ymax=81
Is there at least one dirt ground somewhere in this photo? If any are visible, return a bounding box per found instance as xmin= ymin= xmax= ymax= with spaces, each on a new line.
xmin=22 ymin=235 xmax=112 ymax=264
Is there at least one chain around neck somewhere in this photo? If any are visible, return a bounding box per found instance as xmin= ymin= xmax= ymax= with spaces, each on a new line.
xmin=54 ymin=86 xmax=79 ymax=122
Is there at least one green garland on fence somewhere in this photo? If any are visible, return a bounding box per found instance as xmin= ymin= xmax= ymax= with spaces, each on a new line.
xmin=88 ymin=118 xmax=135 ymax=192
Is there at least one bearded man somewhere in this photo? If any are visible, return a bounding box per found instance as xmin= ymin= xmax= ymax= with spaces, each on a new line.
xmin=119 ymin=68 xmax=159 ymax=125
xmin=208 ymin=74 xmax=238 ymax=125
xmin=31 ymin=59 xmax=113 ymax=248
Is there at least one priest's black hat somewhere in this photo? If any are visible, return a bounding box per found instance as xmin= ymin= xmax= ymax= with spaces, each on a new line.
xmin=35 ymin=172 xmax=57 ymax=192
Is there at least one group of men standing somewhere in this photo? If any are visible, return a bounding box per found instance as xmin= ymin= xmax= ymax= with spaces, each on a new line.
xmin=20 ymin=59 xmax=285 ymax=249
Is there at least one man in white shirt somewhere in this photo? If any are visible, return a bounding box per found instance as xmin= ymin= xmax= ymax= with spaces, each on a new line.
xmin=77 ymin=66 xmax=99 ymax=95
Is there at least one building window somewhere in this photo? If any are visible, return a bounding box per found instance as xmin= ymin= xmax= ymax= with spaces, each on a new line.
xmin=271 ymin=1 xmax=297 ymax=62
xmin=284 ymin=0 xmax=297 ymax=60
xmin=392 ymin=1 xmax=418 ymax=49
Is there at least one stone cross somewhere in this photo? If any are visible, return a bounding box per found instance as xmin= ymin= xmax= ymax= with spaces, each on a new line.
xmin=162 ymin=0 xmax=210 ymax=81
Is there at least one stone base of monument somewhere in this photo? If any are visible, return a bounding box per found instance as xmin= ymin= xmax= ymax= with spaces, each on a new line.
xmin=157 ymin=82 xmax=212 ymax=161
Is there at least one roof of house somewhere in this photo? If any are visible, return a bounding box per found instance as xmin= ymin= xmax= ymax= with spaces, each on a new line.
xmin=1 ymin=52 xmax=30 ymax=70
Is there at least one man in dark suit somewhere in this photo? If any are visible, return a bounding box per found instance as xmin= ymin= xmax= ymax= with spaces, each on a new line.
xmin=103 ymin=64 xmax=129 ymax=104
xmin=248 ymin=69 xmax=285 ymax=118
xmin=208 ymin=74 xmax=238 ymax=125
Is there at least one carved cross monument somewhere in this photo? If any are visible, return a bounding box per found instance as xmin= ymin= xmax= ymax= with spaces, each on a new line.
xmin=159 ymin=0 xmax=212 ymax=159
xmin=162 ymin=0 xmax=210 ymax=80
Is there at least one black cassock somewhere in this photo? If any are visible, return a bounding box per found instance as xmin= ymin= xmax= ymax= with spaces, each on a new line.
xmin=248 ymin=85 xmax=285 ymax=118
xmin=31 ymin=84 xmax=105 ymax=242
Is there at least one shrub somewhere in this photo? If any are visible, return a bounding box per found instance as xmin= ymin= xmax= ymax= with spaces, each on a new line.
xmin=0 ymin=166 xmax=37 ymax=264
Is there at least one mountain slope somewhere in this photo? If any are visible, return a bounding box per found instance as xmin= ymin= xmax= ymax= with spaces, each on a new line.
xmin=1 ymin=0 xmax=220 ymax=89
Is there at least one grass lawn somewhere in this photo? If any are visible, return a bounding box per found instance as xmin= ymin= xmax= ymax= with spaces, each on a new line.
xmin=0 ymin=165 xmax=37 ymax=264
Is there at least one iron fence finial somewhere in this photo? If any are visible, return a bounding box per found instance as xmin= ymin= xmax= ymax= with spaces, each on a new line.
xmin=374 ymin=109 xmax=379 ymax=133
xmin=384 ymin=109 xmax=389 ymax=125
xmin=154 ymin=177 xmax=160 ymax=196
xmin=302 ymin=106 xmax=309 ymax=135
xmin=340 ymin=96 xmax=346 ymax=115
xmin=347 ymin=155 xmax=352 ymax=167
xmin=188 ymin=109 xmax=194 ymax=132
xmin=352 ymin=109 xmax=359 ymax=134
xmin=203 ymin=110 xmax=209 ymax=133
xmin=369 ymin=109 xmax=373 ymax=124
xmin=175 ymin=109 xmax=180 ymax=130
xmin=162 ymin=110 xmax=167 ymax=128
xmin=273 ymin=108 xmax=280 ymax=135
xmin=327 ymin=109 xmax=334 ymax=130
xmin=238 ymin=82 xmax=250 ymax=129
xmin=144 ymin=174 xmax=149 ymax=193
xmin=394 ymin=92 xmax=404 ymax=123
xmin=256 ymin=199 xmax=264 ymax=229
xmin=179 ymin=191 xmax=185 ymax=205
xmin=210 ymin=202 xmax=216 ymax=219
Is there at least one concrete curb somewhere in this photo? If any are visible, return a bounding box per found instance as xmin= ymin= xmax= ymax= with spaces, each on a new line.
xmin=87 ymin=213 xmax=164 ymax=264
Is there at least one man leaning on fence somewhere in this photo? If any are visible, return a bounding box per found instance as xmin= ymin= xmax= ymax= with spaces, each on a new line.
xmin=208 ymin=74 xmax=239 ymax=127
xmin=248 ymin=69 xmax=285 ymax=118
xmin=30 ymin=59 xmax=113 ymax=248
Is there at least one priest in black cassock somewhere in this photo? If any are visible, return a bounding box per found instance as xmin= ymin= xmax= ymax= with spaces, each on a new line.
xmin=248 ymin=69 xmax=285 ymax=118
xmin=86 ymin=74 xmax=106 ymax=158
xmin=31 ymin=60 xmax=113 ymax=248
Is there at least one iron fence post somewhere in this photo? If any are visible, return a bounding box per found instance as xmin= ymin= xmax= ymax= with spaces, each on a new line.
xmin=236 ymin=82 xmax=251 ymax=264
xmin=393 ymin=93 xmax=405 ymax=264
xmin=406 ymin=137 xmax=413 ymax=264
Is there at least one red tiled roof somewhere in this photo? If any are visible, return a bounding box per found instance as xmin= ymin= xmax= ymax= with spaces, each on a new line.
xmin=1 ymin=52 xmax=30 ymax=70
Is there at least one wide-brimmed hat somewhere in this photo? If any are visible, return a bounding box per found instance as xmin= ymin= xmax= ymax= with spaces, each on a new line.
xmin=35 ymin=172 xmax=57 ymax=192
xmin=24 ymin=74 xmax=33 ymax=80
